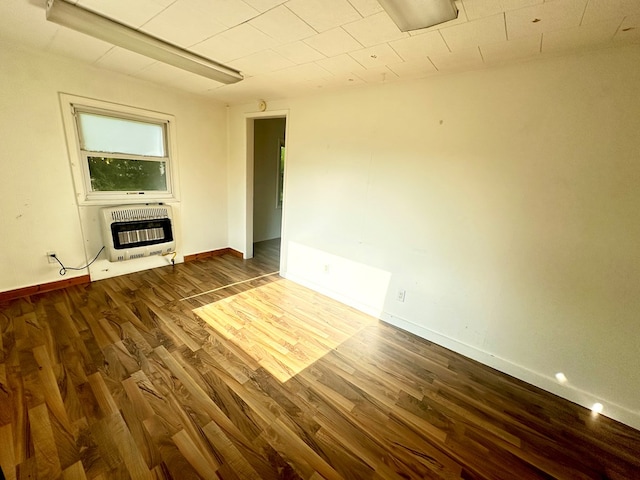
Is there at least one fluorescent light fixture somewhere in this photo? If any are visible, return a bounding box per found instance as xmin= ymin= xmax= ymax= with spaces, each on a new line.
xmin=46 ymin=0 xmax=243 ymax=84
xmin=377 ymin=0 xmax=458 ymax=31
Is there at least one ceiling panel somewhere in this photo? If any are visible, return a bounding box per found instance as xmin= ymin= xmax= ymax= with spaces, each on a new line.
xmin=480 ymin=35 xmax=541 ymax=64
xmin=77 ymin=0 xmax=171 ymax=28
xmin=286 ymin=0 xmax=361 ymax=32
xmin=506 ymin=0 xmax=589 ymax=39
xmin=354 ymin=66 xmax=399 ymax=83
xmin=93 ymin=47 xmax=157 ymax=75
xmin=242 ymin=0 xmax=288 ymax=13
xmin=230 ymin=49 xmax=296 ymax=75
xmin=316 ymin=54 xmax=367 ymax=76
xmin=440 ymin=13 xmax=507 ymax=51
xmin=429 ymin=47 xmax=484 ymax=72
xmin=192 ymin=23 xmax=278 ymax=62
xmin=347 ymin=0 xmax=385 ymax=18
xmin=389 ymin=31 xmax=451 ymax=61
xmin=542 ymin=19 xmax=621 ymax=54
xmin=614 ymin=15 xmax=640 ymax=44
xmin=273 ymin=63 xmax=334 ymax=82
xmin=249 ymin=5 xmax=318 ymax=43
xmin=304 ymin=28 xmax=364 ymax=57
xmin=189 ymin=0 xmax=260 ymax=28
xmin=342 ymin=12 xmax=408 ymax=47
xmin=582 ymin=0 xmax=640 ymax=26
xmin=140 ymin=1 xmax=227 ymax=48
xmin=462 ymin=0 xmax=543 ymax=21
xmin=318 ymin=74 xmax=366 ymax=89
xmin=387 ymin=58 xmax=438 ymax=78
xmin=274 ymin=41 xmax=327 ymax=64
xmin=133 ymin=60 xmax=225 ymax=93
xmin=221 ymin=62 xmax=332 ymax=101
xmin=349 ymin=43 xmax=404 ymax=69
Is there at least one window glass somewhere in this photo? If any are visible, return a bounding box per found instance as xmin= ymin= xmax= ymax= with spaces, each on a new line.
xmin=78 ymin=112 xmax=165 ymax=157
xmin=88 ymin=157 xmax=168 ymax=192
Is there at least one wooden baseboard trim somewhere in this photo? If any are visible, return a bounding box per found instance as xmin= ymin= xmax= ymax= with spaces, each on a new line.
xmin=227 ymin=248 xmax=244 ymax=259
xmin=184 ymin=248 xmax=243 ymax=262
xmin=1 ymin=249 xmax=245 ymax=301
xmin=0 ymin=275 xmax=91 ymax=302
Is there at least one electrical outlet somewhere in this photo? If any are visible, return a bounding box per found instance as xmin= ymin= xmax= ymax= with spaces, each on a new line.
xmin=47 ymin=251 xmax=57 ymax=264
xmin=397 ymin=289 xmax=406 ymax=302
xmin=323 ymin=264 xmax=330 ymax=273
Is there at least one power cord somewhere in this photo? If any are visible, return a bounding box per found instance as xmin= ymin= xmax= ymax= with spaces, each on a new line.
xmin=162 ymin=251 xmax=177 ymax=266
xmin=51 ymin=246 xmax=105 ymax=276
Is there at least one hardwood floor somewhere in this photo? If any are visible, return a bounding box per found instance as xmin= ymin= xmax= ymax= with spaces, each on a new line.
xmin=193 ymin=279 xmax=377 ymax=383
xmin=1 ymin=239 xmax=639 ymax=479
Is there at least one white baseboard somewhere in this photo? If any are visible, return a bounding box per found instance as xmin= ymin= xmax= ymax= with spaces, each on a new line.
xmin=281 ymin=267 xmax=640 ymax=431
xmin=381 ymin=312 xmax=640 ymax=432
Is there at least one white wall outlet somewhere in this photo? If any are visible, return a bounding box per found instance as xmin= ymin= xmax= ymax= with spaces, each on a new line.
xmin=47 ymin=251 xmax=57 ymax=264
xmin=397 ymin=289 xmax=406 ymax=302
xmin=323 ymin=264 xmax=330 ymax=273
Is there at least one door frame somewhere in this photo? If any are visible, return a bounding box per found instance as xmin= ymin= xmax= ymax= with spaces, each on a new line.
xmin=244 ymin=110 xmax=289 ymax=268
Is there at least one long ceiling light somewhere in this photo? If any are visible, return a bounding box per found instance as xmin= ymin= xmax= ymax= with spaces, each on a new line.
xmin=46 ymin=0 xmax=243 ymax=84
xmin=377 ymin=0 xmax=458 ymax=31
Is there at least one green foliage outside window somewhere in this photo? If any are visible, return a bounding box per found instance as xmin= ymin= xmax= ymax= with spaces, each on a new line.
xmin=88 ymin=157 xmax=167 ymax=192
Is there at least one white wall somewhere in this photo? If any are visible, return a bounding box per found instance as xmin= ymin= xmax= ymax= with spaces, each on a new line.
xmin=228 ymin=45 xmax=640 ymax=429
xmin=253 ymin=118 xmax=285 ymax=242
xmin=0 ymin=41 xmax=228 ymax=291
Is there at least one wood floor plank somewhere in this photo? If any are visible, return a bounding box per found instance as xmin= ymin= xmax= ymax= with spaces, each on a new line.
xmin=46 ymin=408 xmax=79 ymax=471
xmin=171 ymin=429 xmax=219 ymax=478
xmin=87 ymin=373 xmax=120 ymax=418
xmin=200 ymin=420 xmax=262 ymax=480
xmin=142 ymin=415 xmax=201 ymax=480
xmin=32 ymin=345 xmax=73 ymax=432
xmin=29 ymin=403 xmax=62 ymax=480
xmin=119 ymin=384 xmax=163 ymax=471
xmin=104 ymin=413 xmax=154 ymax=480
xmin=0 ymin=423 xmax=17 ymax=480
xmin=1 ymin=239 xmax=639 ymax=479
xmin=61 ymin=460 xmax=88 ymax=480
xmin=148 ymin=304 xmax=202 ymax=352
xmin=6 ymin=363 xmax=29 ymax=468
xmin=152 ymin=345 xmax=251 ymax=443
xmin=16 ymin=456 xmax=37 ymax=480
xmin=261 ymin=417 xmax=343 ymax=480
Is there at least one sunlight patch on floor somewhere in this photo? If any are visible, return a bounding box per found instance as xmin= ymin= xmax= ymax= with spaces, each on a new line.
xmin=193 ymin=278 xmax=377 ymax=382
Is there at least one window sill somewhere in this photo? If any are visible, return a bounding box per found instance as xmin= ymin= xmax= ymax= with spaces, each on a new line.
xmin=78 ymin=192 xmax=179 ymax=206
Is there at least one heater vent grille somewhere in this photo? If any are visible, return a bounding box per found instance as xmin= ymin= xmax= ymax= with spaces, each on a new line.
xmin=110 ymin=207 xmax=170 ymax=222
xmin=100 ymin=204 xmax=176 ymax=262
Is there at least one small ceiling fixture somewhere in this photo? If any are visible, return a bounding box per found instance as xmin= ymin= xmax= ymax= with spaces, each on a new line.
xmin=46 ymin=0 xmax=243 ymax=84
xmin=377 ymin=0 xmax=458 ymax=31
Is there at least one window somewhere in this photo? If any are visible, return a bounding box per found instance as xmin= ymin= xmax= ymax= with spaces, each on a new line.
xmin=60 ymin=94 xmax=179 ymax=205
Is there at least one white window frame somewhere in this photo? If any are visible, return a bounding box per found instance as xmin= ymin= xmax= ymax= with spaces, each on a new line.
xmin=59 ymin=93 xmax=180 ymax=205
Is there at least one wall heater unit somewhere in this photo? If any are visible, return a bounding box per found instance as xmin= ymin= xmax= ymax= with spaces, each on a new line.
xmin=100 ymin=205 xmax=175 ymax=262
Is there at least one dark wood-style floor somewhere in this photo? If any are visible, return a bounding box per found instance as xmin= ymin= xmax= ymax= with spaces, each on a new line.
xmin=1 ymin=239 xmax=639 ymax=479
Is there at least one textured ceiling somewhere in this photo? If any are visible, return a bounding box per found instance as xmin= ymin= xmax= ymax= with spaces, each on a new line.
xmin=1 ymin=0 xmax=639 ymax=104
